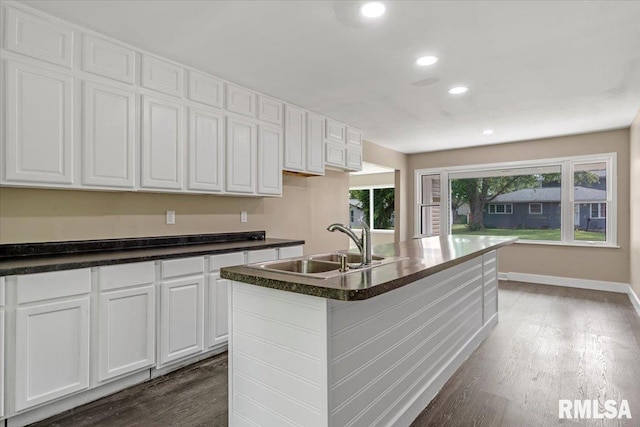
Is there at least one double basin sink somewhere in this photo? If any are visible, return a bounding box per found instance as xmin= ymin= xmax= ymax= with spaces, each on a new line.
xmin=255 ymin=252 xmax=406 ymax=279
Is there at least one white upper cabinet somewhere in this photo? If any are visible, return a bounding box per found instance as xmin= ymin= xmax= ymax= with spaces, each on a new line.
xmin=141 ymin=96 xmax=184 ymax=190
xmin=325 ymin=142 xmax=346 ymax=168
xmin=226 ymin=116 xmax=256 ymax=193
xmin=306 ymin=112 xmax=325 ymax=175
xmin=257 ymin=95 xmax=283 ymax=126
xmin=257 ymin=125 xmax=283 ymax=195
xmin=4 ymin=60 xmax=74 ymax=185
xmin=5 ymin=8 xmax=74 ymax=67
xmin=283 ymin=105 xmax=306 ymax=172
xmin=141 ymin=55 xmax=184 ymax=97
xmin=225 ymin=83 xmax=255 ymax=118
xmin=346 ymin=147 xmax=363 ymax=171
xmin=325 ymin=119 xmax=346 ymax=145
xmin=82 ymin=81 xmax=135 ymax=188
xmin=82 ymin=35 xmax=135 ymax=84
xmin=188 ymin=107 xmax=224 ymax=192
xmin=188 ymin=71 xmax=224 ymax=108
xmin=347 ymin=127 xmax=363 ymax=147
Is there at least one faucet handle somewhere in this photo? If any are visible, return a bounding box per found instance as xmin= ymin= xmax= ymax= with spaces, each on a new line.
xmin=359 ymin=219 xmax=370 ymax=232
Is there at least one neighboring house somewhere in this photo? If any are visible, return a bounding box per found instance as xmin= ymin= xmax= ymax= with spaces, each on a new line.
xmin=484 ymin=186 xmax=607 ymax=230
xmin=349 ymin=198 xmax=364 ymax=228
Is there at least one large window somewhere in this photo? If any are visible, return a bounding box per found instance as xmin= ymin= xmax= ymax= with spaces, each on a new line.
xmin=415 ymin=153 xmax=616 ymax=246
xmin=349 ymin=186 xmax=395 ymax=231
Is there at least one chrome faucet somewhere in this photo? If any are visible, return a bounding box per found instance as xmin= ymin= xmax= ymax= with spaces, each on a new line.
xmin=327 ymin=221 xmax=372 ymax=266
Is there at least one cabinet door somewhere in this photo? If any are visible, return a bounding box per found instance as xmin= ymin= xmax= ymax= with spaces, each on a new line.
xmin=99 ymin=285 xmax=155 ymax=382
xmin=15 ymin=298 xmax=90 ymax=411
xmin=347 ymin=127 xmax=363 ymax=147
xmin=207 ymin=273 xmax=229 ymax=348
xmin=0 ymin=311 xmax=4 ymax=418
xmin=346 ymin=147 xmax=362 ymax=171
xmin=283 ymin=105 xmax=306 ymax=172
xmin=306 ymin=113 xmax=325 ymax=175
xmin=257 ymin=96 xmax=283 ymax=126
xmin=5 ymin=61 xmax=73 ymax=185
xmin=225 ymin=116 xmax=256 ymax=194
xmin=141 ymin=55 xmax=184 ymax=97
xmin=141 ymin=96 xmax=184 ymax=190
xmin=82 ymin=35 xmax=135 ymax=84
xmin=82 ymin=81 xmax=135 ymax=188
xmin=160 ymin=277 xmax=205 ymax=365
xmin=188 ymin=108 xmax=224 ymax=192
xmin=5 ymin=8 xmax=74 ymax=68
xmin=325 ymin=119 xmax=346 ymax=144
xmin=188 ymin=70 xmax=223 ymax=108
xmin=325 ymin=142 xmax=346 ymax=168
xmin=225 ymin=84 xmax=255 ymax=118
xmin=257 ymin=125 xmax=282 ymax=195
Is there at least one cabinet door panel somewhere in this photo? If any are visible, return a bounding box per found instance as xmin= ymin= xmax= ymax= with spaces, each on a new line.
xmin=141 ymin=55 xmax=184 ymax=97
xmin=82 ymin=81 xmax=135 ymax=188
xmin=5 ymin=8 xmax=74 ymax=67
xmin=325 ymin=119 xmax=346 ymax=144
xmin=99 ymin=286 xmax=155 ymax=381
xmin=207 ymin=273 xmax=229 ymax=348
xmin=325 ymin=142 xmax=346 ymax=168
xmin=82 ymin=35 xmax=135 ymax=84
xmin=5 ymin=61 xmax=73 ymax=185
xmin=347 ymin=128 xmax=363 ymax=146
xmin=346 ymin=148 xmax=362 ymax=171
xmin=283 ymin=105 xmax=305 ymax=172
xmin=188 ymin=71 xmax=223 ymax=108
xmin=15 ymin=298 xmax=90 ymax=411
xmin=141 ymin=96 xmax=184 ymax=190
xmin=306 ymin=113 xmax=325 ymax=175
xmin=257 ymin=125 xmax=282 ymax=195
xmin=257 ymin=96 xmax=283 ymax=126
xmin=160 ymin=277 xmax=204 ymax=365
xmin=188 ymin=108 xmax=224 ymax=191
xmin=225 ymin=84 xmax=255 ymax=118
xmin=225 ymin=117 xmax=256 ymax=193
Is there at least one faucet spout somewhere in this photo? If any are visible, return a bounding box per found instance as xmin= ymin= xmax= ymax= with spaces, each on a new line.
xmin=326 ymin=222 xmax=372 ymax=266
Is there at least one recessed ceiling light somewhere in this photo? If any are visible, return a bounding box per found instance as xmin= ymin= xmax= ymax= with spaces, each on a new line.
xmin=415 ymin=56 xmax=438 ymax=66
xmin=482 ymin=129 xmax=494 ymax=135
xmin=360 ymin=2 xmax=386 ymax=18
xmin=448 ymin=86 xmax=468 ymax=94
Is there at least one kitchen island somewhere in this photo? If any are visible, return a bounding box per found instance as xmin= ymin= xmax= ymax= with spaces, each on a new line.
xmin=221 ymin=235 xmax=516 ymax=427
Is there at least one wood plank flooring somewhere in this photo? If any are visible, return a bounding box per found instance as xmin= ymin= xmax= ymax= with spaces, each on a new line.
xmin=31 ymin=281 xmax=640 ymax=427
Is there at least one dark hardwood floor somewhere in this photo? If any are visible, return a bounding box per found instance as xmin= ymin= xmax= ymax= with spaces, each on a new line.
xmin=32 ymin=281 xmax=640 ymax=427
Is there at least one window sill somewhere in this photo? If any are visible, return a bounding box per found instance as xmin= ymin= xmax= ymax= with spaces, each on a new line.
xmin=514 ymin=240 xmax=620 ymax=249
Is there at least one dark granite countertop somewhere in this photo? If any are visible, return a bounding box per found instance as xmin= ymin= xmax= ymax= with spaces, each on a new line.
xmin=221 ymin=235 xmax=517 ymax=301
xmin=0 ymin=231 xmax=304 ymax=276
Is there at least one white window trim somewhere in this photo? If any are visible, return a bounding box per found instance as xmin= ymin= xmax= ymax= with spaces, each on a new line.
xmin=488 ymin=203 xmax=513 ymax=215
xmin=529 ymin=203 xmax=543 ymax=215
xmin=349 ymin=185 xmax=395 ymax=232
xmin=414 ymin=152 xmax=617 ymax=247
xmin=589 ymin=202 xmax=606 ymax=219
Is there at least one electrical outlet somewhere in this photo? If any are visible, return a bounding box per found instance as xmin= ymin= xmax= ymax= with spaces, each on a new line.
xmin=166 ymin=210 xmax=176 ymax=225
xmin=240 ymin=211 xmax=248 ymax=223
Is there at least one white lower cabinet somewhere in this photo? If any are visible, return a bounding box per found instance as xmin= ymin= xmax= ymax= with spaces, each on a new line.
xmin=207 ymin=273 xmax=230 ymax=348
xmin=98 ymin=285 xmax=156 ymax=382
xmin=159 ymin=276 xmax=205 ymax=365
xmin=15 ymin=297 xmax=90 ymax=411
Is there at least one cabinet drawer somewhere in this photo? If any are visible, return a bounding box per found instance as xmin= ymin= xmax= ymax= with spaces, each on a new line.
xmin=17 ymin=269 xmax=91 ymax=304
xmin=162 ymin=257 xmax=205 ymax=279
xmin=209 ymin=252 xmax=246 ymax=272
xmin=98 ymin=262 xmax=155 ymax=291
xmin=279 ymin=246 xmax=304 ymax=259
xmin=246 ymin=249 xmax=277 ymax=264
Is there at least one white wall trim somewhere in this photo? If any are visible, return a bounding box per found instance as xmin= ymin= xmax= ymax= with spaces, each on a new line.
xmin=500 ymin=271 xmax=640 ymax=317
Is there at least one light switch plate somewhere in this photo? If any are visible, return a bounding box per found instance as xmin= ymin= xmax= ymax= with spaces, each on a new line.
xmin=240 ymin=211 xmax=248 ymax=223
xmin=166 ymin=210 xmax=176 ymax=225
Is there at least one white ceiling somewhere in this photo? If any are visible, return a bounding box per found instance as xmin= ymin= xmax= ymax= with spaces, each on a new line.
xmin=20 ymin=0 xmax=640 ymax=154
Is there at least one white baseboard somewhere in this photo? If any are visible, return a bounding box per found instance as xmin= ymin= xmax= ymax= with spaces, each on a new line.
xmin=500 ymin=271 xmax=640 ymax=317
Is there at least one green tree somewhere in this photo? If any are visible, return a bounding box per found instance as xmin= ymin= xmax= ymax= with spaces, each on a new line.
xmin=349 ymin=188 xmax=395 ymax=229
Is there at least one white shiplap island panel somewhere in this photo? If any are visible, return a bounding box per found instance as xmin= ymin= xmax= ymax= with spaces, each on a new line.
xmin=228 ymin=251 xmax=500 ymax=427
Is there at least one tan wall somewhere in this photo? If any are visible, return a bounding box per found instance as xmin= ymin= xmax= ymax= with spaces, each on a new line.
xmin=362 ymin=141 xmax=410 ymax=241
xmin=349 ymin=172 xmax=395 ymax=187
xmin=408 ymin=128 xmax=631 ymax=284
xmin=0 ymin=170 xmax=351 ymax=255
xmin=630 ymin=109 xmax=640 ymax=295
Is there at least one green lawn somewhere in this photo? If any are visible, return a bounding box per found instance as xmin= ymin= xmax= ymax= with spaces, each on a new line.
xmin=451 ymin=224 xmax=606 ymax=242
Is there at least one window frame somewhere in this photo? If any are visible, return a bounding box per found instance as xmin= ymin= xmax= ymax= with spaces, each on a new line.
xmin=414 ymin=152 xmax=617 ymax=247
xmin=349 ymin=184 xmax=395 ymax=233
xmin=590 ymin=202 xmax=606 ymax=219
xmin=488 ymin=203 xmax=513 ymax=215
xmin=529 ymin=203 xmax=543 ymax=215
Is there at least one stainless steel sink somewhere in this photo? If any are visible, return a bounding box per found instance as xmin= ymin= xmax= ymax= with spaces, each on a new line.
xmin=308 ymin=253 xmax=385 ymax=264
xmin=259 ymin=259 xmax=340 ymax=274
